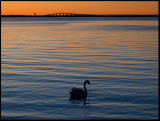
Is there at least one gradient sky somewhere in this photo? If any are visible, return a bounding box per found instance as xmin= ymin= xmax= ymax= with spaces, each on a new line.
xmin=1 ymin=1 xmax=159 ymax=15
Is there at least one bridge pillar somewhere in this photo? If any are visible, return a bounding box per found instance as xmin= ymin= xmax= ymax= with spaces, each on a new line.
xmin=66 ymin=13 xmax=69 ymax=16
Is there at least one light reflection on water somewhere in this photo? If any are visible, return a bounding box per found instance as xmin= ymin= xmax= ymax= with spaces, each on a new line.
xmin=1 ymin=17 xmax=158 ymax=120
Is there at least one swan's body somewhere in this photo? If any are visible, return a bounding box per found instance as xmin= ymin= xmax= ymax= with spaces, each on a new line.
xmin=69 ymin=80 xmax=90 ymax=100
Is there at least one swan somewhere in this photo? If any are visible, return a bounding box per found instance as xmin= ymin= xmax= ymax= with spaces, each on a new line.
xmin=69 ymin=80 xmax=90 ymax=100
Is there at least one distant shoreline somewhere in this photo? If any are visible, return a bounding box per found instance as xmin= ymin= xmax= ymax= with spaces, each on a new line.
xmin=1 ymin=15 xmax=158 ymax=17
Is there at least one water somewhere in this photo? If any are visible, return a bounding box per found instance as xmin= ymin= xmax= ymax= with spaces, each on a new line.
xmin=1 ymin=17 xmax=158 ymax=120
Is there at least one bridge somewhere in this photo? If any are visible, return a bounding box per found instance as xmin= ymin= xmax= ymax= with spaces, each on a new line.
xmin=49 ymin=12 xmax=77 ymax=17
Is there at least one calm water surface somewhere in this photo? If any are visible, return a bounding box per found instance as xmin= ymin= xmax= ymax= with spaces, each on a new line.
xmin=1 ymin=17 xmax=158 ymax=120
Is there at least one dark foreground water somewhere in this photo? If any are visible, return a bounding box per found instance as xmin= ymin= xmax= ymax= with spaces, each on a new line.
xmin=1 ymin=17 xmax=158 ymax=120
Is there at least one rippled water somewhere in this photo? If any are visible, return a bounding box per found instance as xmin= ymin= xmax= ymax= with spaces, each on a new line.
xmin=1 ymin=17 xmax=158 ymax=120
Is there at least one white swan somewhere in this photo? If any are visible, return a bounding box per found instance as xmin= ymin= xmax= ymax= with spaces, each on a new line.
xmin=69 ymin=80 xmax=90 ymax=100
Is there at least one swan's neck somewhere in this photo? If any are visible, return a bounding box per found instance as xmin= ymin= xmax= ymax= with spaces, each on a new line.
xmin=84 ymin=82 xmax=87 ymax=93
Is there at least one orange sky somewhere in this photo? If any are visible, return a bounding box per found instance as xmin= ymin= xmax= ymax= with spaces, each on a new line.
xmin=1 ymin=1 xmax=159 ymax=15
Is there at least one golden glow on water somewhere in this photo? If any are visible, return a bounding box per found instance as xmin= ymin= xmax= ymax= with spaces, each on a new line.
xmin=1 ymin=17 xmax=158 ymax=119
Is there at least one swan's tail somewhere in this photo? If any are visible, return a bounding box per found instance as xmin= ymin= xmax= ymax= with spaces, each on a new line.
xmin=69 ymin=91 xmax=72 ymax=94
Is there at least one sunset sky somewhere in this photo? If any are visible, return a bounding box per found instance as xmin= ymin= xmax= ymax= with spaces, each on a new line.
xmin=1 ymin=1 xmax=159 ymax=15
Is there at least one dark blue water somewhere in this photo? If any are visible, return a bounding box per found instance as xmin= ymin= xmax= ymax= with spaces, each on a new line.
xmin=1 ymin=17 xmax=158 ymax=120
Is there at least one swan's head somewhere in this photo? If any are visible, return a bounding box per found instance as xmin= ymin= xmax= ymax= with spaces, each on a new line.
xmin=85 ymin=80 xmax=90 ymax=85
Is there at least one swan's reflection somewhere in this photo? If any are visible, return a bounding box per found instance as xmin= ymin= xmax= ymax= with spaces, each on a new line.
xmin=69 ymin=96 xmax=90 ymax=105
